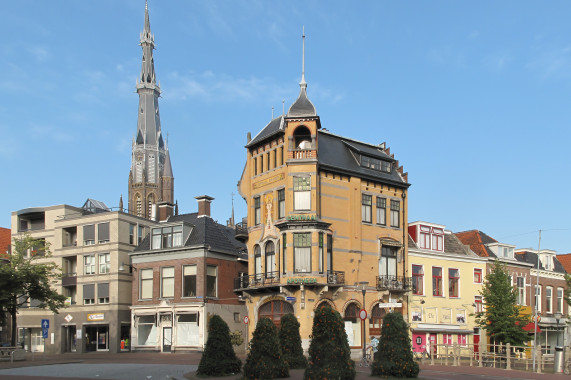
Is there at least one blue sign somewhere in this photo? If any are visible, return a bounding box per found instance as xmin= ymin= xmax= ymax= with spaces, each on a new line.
xmin=42 ymin=328 xmax=48 ymax=339
xmin=286 ymin=297 xmax=296 ymax=301
xmin=41 ymin=319 xmax=49 ymax=329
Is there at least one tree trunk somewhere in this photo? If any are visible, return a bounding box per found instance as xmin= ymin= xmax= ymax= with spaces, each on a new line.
xmin=10 ymin=308 xmax=17 ymax=347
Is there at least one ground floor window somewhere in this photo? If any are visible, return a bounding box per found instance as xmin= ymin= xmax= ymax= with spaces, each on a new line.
xmin=369 ymin=304 xmax=387 ymax=336
xmin=137 ymin=315 xmax=157 ymax=346
xmin=344 ymin=302 xmax=362 ymax=347
xmin=176 ymin=314 xmax=199 ymax=346
xmin=259 ymin=300 xmax=294 ymax=328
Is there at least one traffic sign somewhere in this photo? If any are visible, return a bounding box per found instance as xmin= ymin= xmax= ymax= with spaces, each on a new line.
xmin=286 ymin=297 xmax=296 ymax=302
xmin=41 ymin=319 xmax=49 ymax=329
xmin=244 ymin=316 xmax=249 ymax=325
xmin=359 ymin=309 xmax=367 ymax=320
xmin=42 ymin=328 xmax=48 ymax=339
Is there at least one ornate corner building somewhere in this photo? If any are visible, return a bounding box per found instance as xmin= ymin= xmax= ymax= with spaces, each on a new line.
xmin=236 ymin=32 xmax=411 ymax=354
xmin=128 ymin=1 xmax=175 ymax=221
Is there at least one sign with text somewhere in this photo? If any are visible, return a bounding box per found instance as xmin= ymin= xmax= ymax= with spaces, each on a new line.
xmin=253 ymin=173 xmax=285 ymax=189
xmin=87 ymin=313 xmax=104 ymax=321
xmin=377 ymin=303 xmax=402 ymax=309
xmin=287 ymin=278 xmax=317 ymax=285
xmin=286 ymin=214 xmax=317 ymax=221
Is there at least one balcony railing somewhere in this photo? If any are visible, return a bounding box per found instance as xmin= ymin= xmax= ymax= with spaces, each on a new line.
xmin=62 ymin=273 xmax=77 ymax=287
xmin=234 ymin=272 xmax=281 ymax=290
xmin=235 ymin=222 xmax=248 ymax=238
xmin=233 ymin=270 xmax=345 ymax=291
xmin=376 ymin=275 xmax=412 ymax=292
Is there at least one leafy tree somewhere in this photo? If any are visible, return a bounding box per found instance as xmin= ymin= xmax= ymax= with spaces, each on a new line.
xmin=304 ymin=305 xmax=355 ymax=380
xmin=475 ymin=260 xmax=531 ymax=347
xmin=279 ymin=313 xmax=307 ymax=369
xmin=197 ymin=314 xmax=242 ymax=376
xmin=243 ymin=317 xmax=289 ymax=379
xmin=0 ymin=235 xmax=66 ymax=346
xmin=371 ymin=311 xmax=419 ymax=378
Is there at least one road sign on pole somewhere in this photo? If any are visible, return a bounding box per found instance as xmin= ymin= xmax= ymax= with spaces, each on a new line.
xmin=41 ymin=319 xmax=49 ymax=339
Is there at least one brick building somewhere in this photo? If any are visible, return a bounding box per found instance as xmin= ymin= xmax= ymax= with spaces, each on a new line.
xmin=129 ymin=196 xmax=248 ymax=353
xmin=0 ymin=227 xmax=11 ymax=344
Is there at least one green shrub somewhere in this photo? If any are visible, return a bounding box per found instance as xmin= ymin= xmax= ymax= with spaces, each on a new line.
xmin=279 ymin=313 xmax=308 ymax=369
xmin=197 ymin=314 xmax=242 ymax=376
xmin=371 ymin=312 xmax=419 ymax=378
xmin=304 ymin=305 xmax=355 ymax=380
xmin=243 ymin=317 xmax=289 ymax=379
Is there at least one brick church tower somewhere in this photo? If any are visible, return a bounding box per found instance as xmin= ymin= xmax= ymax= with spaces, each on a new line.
xmin=128 ymin=1 xmax=174 ymax=221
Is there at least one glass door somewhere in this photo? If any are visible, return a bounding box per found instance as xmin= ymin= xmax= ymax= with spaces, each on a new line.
xmin=96 ymin=326 xmax=108 ymax=351
xmin=162 ymin=327 xmax=172 ymax=352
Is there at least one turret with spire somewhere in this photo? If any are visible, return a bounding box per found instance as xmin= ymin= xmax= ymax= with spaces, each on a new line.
xmin=287 ymin=26 xmax=317 ymax=118
xmin=128 ymin=1 xmax=175 ymax=221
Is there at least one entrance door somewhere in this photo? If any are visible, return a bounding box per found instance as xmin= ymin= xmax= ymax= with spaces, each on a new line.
xmin=65 ymin=326 xmax=77 ymax=352
xmin=96 ymin=326 xmax=108 ymax=351
xmin=473 ymin=328 xmax=480 ymax=359
xmin=30 ymin=329 xmax=44 ymax=353
xmin=429 ymin=334 xmax=437 ymax=357
xmin=163 ymin=327 xmax=172 ymax=353
xmin=412 ymin=333 xmax=426 ymax=353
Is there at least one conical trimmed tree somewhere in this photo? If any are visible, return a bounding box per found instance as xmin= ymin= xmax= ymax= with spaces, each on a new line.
xmin=279 ymin=313 xmax=308 ymax=369
xmin=243 ymin=317 xmax=289 ymax=379
xmin=304 ymin=305 xmax=355 ymax=380
xmin=197 ymin=314 xmax=242 ymax=376
xmin=371 ymin=311 xmax=419 ymax=378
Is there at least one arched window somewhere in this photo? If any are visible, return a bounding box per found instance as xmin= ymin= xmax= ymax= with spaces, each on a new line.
xmin=254 ymin=245 xmax=262 ymax=281
xmin=369 ymin=304 xmax=387 ymax=336
xmin=265 ymin=241 xmax=275 ymax=278
xmin=344 ymin=302 xmax=362 ymax=347
xmin=315 ymin=300 xmax=335 ymax=311
xmin=293 ymin=126 xmax=312 ymax=149
xmin=259 ymin=300 xmax=294 ymax=327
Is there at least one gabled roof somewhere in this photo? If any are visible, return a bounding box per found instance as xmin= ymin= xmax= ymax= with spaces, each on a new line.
xmin=455 ymin=230 xmax=497 ymax=258
xmin=515 ymin=250 xmax=567 ymax=274
xmin=246 ymin=116 xmax=285 ymax=148
xmin=0 ymin=227 xmax=11 ymax=256
xmin=409 ymin=231 xmax=478 ymax=258
xmin=135 ymin=212 xmax=246 ymax=258
xmin=317 ymin=130 xmax=408 ymax=188
xmin=556 ymin=253 xmax=571 ymax=274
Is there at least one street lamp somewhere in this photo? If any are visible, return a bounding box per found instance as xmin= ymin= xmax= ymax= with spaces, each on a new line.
xmin=554 ymin=312 xmax=563 ymax=347
xmin=359 ymin=281 xmax=369 ymax=362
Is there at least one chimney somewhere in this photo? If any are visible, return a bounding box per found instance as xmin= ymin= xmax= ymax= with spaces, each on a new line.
xmin=157 ymin=201 xmax=174 ymax=222
xmin=195 ymin=195 xmax=214 ymax=218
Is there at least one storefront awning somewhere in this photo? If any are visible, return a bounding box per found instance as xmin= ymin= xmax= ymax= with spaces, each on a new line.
xmin=522 ymin=322 xmax=541 ymax=333
xmin=411 ymin=326 xmax=473 ymax=334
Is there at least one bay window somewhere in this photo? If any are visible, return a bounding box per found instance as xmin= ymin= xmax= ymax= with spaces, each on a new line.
xmin=294 ymin=233 xmax=311 ymax=273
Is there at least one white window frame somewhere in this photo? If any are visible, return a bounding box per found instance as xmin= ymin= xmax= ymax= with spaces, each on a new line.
xmin=84 ymin=255 xmax=96 ymax=275
xmin=293 ymin=177 xmax=311 ymax=211
xmin=140 ymin=268 xmax=153 ymax=300
xmin=546 ymin=286 xmax=553 ymax=314
xmin=98 ymin=253 xmax=110 ymax=274
xmin=161 ymin=267 xmax=175 ymax=299
xmin=557 ymin=288 xmax=564 ymax=314
xmin=206 ymin=265 xmax=218 ymax=298
xmin=535 ymin=285 xmax=542 ymax=313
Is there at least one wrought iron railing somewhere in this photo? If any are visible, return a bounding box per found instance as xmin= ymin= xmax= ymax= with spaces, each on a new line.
xmin=62 ymin=273 xmax=77 ymax=287
xmin=376 ymin=275 xmax=412 ymax=291
xmin=234 ymin=272 xmax=281 ymax=290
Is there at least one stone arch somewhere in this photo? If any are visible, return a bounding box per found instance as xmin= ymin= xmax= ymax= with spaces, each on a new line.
xmin=292 ymin=125 xmax=312 ymax=149
xmin=258 ymin=299 xmax=294 ymax=328
xmin=314 ymin=298 xmax=337 ymax=311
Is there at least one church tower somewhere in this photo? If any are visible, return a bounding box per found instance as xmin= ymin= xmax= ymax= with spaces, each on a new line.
xmin=128 ymin=1 xmax=174 ymax=220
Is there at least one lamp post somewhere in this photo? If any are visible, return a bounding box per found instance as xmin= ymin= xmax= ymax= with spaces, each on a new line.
xmin=555 ymin=312 xmax=562 ymax=347
xmin=359 ymin=281 xmax=369 ymax=362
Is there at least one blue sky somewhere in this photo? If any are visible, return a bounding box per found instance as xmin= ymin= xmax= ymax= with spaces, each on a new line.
xmin=1 ymin=1 xmax=569 ymax=253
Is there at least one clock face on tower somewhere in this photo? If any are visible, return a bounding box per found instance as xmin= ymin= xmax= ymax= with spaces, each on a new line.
xmin=136 ymin=153 xmax=144 ymax=162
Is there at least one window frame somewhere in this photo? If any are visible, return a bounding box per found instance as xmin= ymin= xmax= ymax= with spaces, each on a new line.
xmin=546 ymin=286 xmax=553 ymax=314
xmin=473 ymin=268 xmax=482 ymax=284
xmin=293 ymin=177 xmax=311 ymax=211
xmin=557 ymin=287 xmax=564 ymax=314
xmin=182 ymin=265 xmax=197 ymax=298
xmin=98 ymin=253 xmax=110 ymax=274
xmin=160 ymin=267 xmax=175 ymax=299
xmin=361 ymin=194 xmax=372 ymax=223
xmin=278 ymin=189 xmax=285 ymax=219
xmin=517 ymin=277 xmax=525 ymax=306
xmin=535 ymin=285 xmax=542 ymax=312
xmin=84 ymin=255 xmax=96 ymax=275
xmin=254 ymin=196 xmax=261 ymax=225
xmin=379 ymin=246 xmax=398 ymax=277
xmin=448 ymin=268 xmax=459 ymax=298
xmin=390 ymin=200 xmax=400 ymax=228
xmin=412 ymin=264 xmax=424 ymax=295
xmin=432 ymin=266 xmax=443 ymax=297
xmin=293 ymin=232 xmax=312 ymax=273
xmin=140 ymin=268 xmax=153 ymax=300
xmin=376 ymin=197 xmax=386 ymax=225
xmin=206 ymin=265 xmax=217 ymax=298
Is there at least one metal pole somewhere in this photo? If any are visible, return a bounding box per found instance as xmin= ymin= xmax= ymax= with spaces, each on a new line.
xmin=533 ymin=229 xmax=541 ymax=371
xmin=362 ymin=288 xmax=366 ymax=362
xmin=557 ymin=319 xmax=560 ymax=347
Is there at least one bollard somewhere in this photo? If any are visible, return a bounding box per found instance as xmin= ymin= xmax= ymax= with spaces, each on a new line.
xmin=453 ymin=343 xmax=458 ymax=366
xmin=506 ymin=343 xmax=511 ymax=370
xmin=537 ymin=346 xmax=542 ymax=374
xmin=445 ymin=345 xmax=449 ymax=366
xmin=554 ymin=346 xmax=564 ymax=373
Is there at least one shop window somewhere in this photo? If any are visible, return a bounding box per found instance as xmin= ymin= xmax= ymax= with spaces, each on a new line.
xmin=259 ymin=300 xmax=294 ymax=328
xmin=137 ymin=315 xmax=157 ymax=346
xmin=176 ymin=314 xmax=199 ymax=346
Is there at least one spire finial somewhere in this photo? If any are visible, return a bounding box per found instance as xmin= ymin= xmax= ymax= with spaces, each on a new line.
xmin=300 ymin=26 xmax=306 ymax=87
xmin=272 ymin=106 xmax=274 ymax=119
xmin=145 ymin=0 xmax=148 ymax=11
xmin=282 ymin=99 xmax=285 ymax=115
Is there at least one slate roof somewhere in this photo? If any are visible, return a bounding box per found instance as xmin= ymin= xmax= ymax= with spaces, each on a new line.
xmin=246 ymin=116 xmax=285 ymax=148
xmin=515 ymin=250 xmax=567 ymax=274
xmin=135 ymin=212 xmax=246 ymax=258
xmin=287 ymin=87 xmax=317 ymax=118
xmin=317 ymin=130 xmax=409 ymax=188
xmin=0 ymin=227 xmax=10 ymax=256
xmin=556 ymin=253 xmax=571 ymax=274
xmin=455 ymin=230 xmax=497 ymax=258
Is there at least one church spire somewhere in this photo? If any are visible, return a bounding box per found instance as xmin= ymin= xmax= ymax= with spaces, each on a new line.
xmin=300 ymin=26 xmax=306 ymax=88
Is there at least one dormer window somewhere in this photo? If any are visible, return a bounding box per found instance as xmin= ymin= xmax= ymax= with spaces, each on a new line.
xmin=497 ymin=246 xmax=514 ymax=259
xmin=151 ymin=225 xmax=183 ymax=249
xmin=361 ymin=155 xmax=391 ymax=173
xmin=418 ymin=225 xmax=444 ymax=251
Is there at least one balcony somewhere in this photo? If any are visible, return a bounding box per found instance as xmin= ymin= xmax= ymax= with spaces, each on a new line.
xmin=234 ymin=270 xmax=345 ymax=291
xmin=234 ymin=222 xmax=248 ymax=241
xmin=62 ymin=273 xmax=77 ymax=287
xmin=376 ymin=275 xmax=412 ymax=292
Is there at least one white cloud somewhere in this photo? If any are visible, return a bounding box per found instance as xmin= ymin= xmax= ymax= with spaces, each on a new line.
xmin=27 ymin=46 xmax=48 ymax=62
xmin=30 ymin=123 xmax=74 ymax=143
